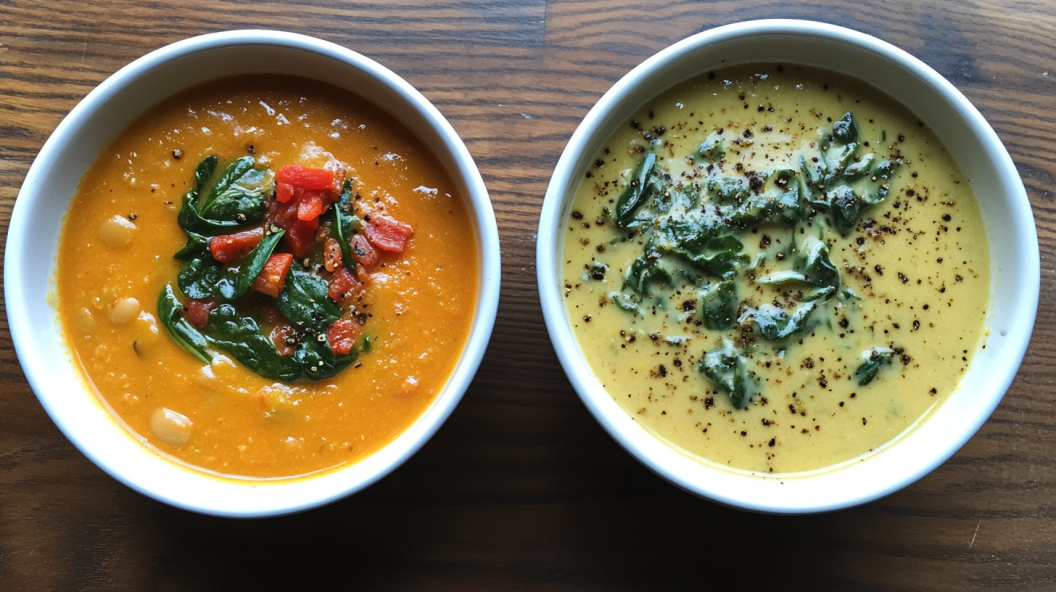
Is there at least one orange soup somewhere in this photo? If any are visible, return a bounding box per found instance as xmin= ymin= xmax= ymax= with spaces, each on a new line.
xmin=56 ymin=76 xmax=477 ymax=479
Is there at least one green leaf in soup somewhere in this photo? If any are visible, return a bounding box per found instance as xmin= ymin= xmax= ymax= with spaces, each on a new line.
xmin=194 ymin=155 xmax=218 ymax=192
xmin=331 ymin=179 xmax=359 ymax=271
xmin=706 ymin=176 xmax=751 ymax=204
xmin=177 ymin=191 xmax=243 ymax=235
xmin=695 ymin=131 xmax=725 ymax=163
xmin=205 ymin=304 xmax=302 ymax=382
xmin=293 ymin=333 xmax=360 ymax=381
xmin=177 ymin=254 xmax=236 ymax=300
xmin=233 ymin=229 xmax=284 ymax=297
xmin=156 ymin=284 xmax=212 ymax=364
xmin=199 ymin=156 xmax=255 ymax=211
xmin=757 ymin=235 xmax=840 ymax=291
xmin=738 ymin=298 xmax=823 ymax=342
xmin=832 ymin=112 xmax=858 ymax=145
xmin=700 ymin=279 xmax=737 ymax=330
xmin=174 ymin=231 xmax=210 ymax=260
xmin=277 ymin=270 xmax=343 ymax=333
xmin=623 ymin=251 xmax=673 ymax=297
xmin=854 ymin=347 xmax=895 ymax=386
xmin=199 ymin=159 xmax=272 ymax=223
xmin=615 ymin=152 xmax=658 ymax=227
xmin=697 ymin=339 xmax=758 ymax=409
xmin=610 ymin=291 xmax=643 ymax=316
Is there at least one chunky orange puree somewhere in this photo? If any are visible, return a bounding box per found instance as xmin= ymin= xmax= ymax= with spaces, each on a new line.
xmin=57 ymin=76 xmax=477 ymax=478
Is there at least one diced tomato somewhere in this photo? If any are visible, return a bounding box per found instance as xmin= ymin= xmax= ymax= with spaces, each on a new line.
xmin=276 ymin=165 xmax=335 ymax=191
xmin=364 ymin=215 xmax=413 ymax=253
xmin=356 ymin=264 xmax=370 ymax=283
xmin=209 ymin=227 xmax=264 ymax=263
xmin=267 ymin=195 xmax=298 ymax=229
xmin=350 ymin=234 xmax=378 ymax=269
xmin=323 ymin=238 xmax=343 ymax=272
xmin=297 ymin=192 xmax=324 ymax=221
xmin=270 ymin=323 xmax=297 ymax=356
xmin=253 ymin=253 xmax=294 ymax=298
xmin=184 ymin=298 xmax=218 ymax=329
xmin=328 ymin=267 xmax=361 ymax=302
xmin=283 ymin=221 xmax=317 ymax=258
xmin=326 ymin=320 xmax=358 ymax=355
xmin=276 ymin=182 xmax=295 ymax=203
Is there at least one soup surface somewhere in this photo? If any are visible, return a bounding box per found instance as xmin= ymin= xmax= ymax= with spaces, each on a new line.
xmin=563 ymin=65 xmax=990 ymax=474
xmin=57 ymin=76 xmax=477 ymax=478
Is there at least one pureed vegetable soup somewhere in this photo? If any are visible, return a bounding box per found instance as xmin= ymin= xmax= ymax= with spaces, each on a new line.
xmin=563 ymin=65 xmax=990 ymax=474
xmin=57 ymin=76 xmax=477 ymax=478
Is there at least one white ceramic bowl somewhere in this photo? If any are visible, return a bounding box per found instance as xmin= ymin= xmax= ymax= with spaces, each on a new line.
xmin=6 ymin=30 xmax=500 ymax=517
xmin=537 ymin=20 xmax=1039 ymax=513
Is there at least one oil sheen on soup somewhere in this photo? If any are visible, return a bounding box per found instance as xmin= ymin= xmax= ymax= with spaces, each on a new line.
xmin=57 ymin=76 xmax=477 ymax=479
xmin=563 ymin=65 xmax=990 ymax=474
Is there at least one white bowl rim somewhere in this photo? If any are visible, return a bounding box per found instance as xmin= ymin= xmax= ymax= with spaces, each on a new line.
xmin=536 ymin=19 xmax=1039 ymax=513
xmin=5 ymin=29 xmax=501 ymax=517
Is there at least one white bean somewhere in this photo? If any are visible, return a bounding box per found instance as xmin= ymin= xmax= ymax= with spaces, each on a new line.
xmin=108 ymin=297 xmax=140 ymax=324
xmin=150 ymin=408 xmax=193 ymax=446
xmin=75 ymin=307 xmax=96 ymax=337
xmin=99 ymin=215 xmax=137 ymax=247
xmin=132 ymin=311 xmax=160 ymax=355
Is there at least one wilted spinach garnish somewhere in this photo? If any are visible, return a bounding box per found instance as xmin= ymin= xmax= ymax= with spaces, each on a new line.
xmin=158 ymin=155 xmax=374 ymax=381
xmin=854 ymin=347 xmax=895 ymax=386
xmin=601 ymin=112 xmax=902 ymax=409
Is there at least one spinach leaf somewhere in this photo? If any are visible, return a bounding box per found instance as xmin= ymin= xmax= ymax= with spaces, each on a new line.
xmin=177 ymin=254 xmax=236 ymax=300
xmin=277 ymin=270 xmax=343 ymax=333
xmin=156 ymin=284 xmax=212 ymax=364
xmin=623 ymin=249 xmax=673 ymax=297
xmin=233 ymin=229 xmax=284 ymax=297
xmin=695 ymin=132 xmax=725 ymax=163
xmin=206 ymin=304 xmax=302 ymax=382
xmin=697 ymin=340 xmax=758 ymax=409
xmin=706 ymin=176 xmax=751 ymax=204
xmin=700 ymin=279 xmax=737 ymax=330
xmin=610 ymin=291 xmax=643 ymax=315
xmin=757 ymin=235 xmax=840 ymax=291
xmin=293 ymin=333 xmax=359 ymax=381
xmin=199 ymin=158 xmax=272 ymax=223
xmin=177 ymin=191 xmax=243 ymax=235
xmin=174 ymin=231 xmax=210 ymax=260
xmin=331 ymin=179 xmax=358 ymax=271
xmin=854 ymin=347 xmax=895 ymax=386
xmin=832 ymin=111 xmax=858 ymax=144
xmin=194 ymin=156 xmax=218 ymax=191
xmin=739 ymin=298 xmax=822 ymax=342
xmin=615 ymin=152 xmax=658 ymax=227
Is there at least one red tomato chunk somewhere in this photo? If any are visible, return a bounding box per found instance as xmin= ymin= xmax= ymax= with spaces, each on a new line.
xmin=253 ymin=253 xmax=294 ymax=298
xmin=323 ymin=238 xmax=343 ymax=272
xmin=328 ymin=267 xmax=361 ymax=302
xmin=276 ymin=165 xmax=335 ymax=191
xmin=210 ymin=227 xmax=264 ymax=263
xmin=297 ymin=192 xmax=324 ymax=221
xmin=351 ymin=234 xmax=378 ymax=269
xmin=276 ymin=182 xmax=295 ymax=203
xmin=365 ymin=215 xmax=413 ymax=253
xmin=326 ymin=320 xmax=358 ymax=355
xmin=184 ymin=298 xmax=218 ymax=329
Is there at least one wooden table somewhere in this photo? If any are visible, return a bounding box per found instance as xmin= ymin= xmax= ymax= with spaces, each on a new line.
xmin=2 ymin=1 xmax=1053 ymax=589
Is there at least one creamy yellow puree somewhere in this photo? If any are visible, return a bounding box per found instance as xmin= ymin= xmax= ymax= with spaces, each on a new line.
xmin=563 ymin=65 xmax=990 ymax=474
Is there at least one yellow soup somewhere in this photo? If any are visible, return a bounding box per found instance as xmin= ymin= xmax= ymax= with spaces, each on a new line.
xmin=57 ymin=76 xmax=477 ymax=479
xmin=563 ymin=65 xmax=990 ymax=474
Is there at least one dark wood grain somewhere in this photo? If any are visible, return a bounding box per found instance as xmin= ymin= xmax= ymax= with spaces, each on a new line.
xmin=2 ymin=0 xmax=1055 ymax=589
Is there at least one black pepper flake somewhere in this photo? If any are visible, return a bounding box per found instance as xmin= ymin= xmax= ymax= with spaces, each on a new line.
xmin=913 ymin=320 xmax=920 ymax=330
xmin=658 ymin=365 xmax=667 ymax=377
xmin=583 ymin=315 xmax=592 ymax=323
xmin=874 ymin=264 xmax=884 ymax=276
xmin=128 ymin=213 xmax=137 ymax=221
xmin=571 ymin=210 xmax=583 ymax=220
xmin=171 ymin=149 xmax=183 ymax=160
xmin=930 ymin=388 xmax=937 ymax=395
xmin=942 ymin=214 xmax=952 ymax=222
xmin=248 ymin=145 xmax=255 ymax=154
xmin=923 ymin=304 xmax=930 ymax=310
xmin=768 ymin=438 xmax=776 ymax=447
xmin=955 ymin=275 xmax=963 ymax=282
